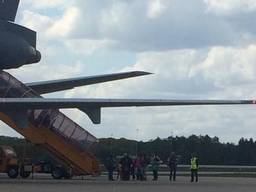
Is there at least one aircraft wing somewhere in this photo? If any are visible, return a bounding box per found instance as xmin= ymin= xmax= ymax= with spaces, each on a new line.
xmin=0 ymin=0 xmax=20 ymax=22
xmin=26 ymin=71 xmax=152 ymax=94
xmin=0 ymin=98 xmax=254 ymax=124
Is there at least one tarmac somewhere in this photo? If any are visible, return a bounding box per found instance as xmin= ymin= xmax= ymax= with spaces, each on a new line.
xmin=1 ymin=174 xmax=256 ymax=192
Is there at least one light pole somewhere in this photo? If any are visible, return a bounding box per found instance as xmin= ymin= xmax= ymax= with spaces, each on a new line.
xmin=136 ymin=127 xmax=139 ymax=157
xmin=110 ymin=133 xmax=113 ymax=155
xmin=170 ymin=131 xmax=173 ymax=153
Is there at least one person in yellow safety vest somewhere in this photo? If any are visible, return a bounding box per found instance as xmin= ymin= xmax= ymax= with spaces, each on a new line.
xmin=190 ymin=154 xmax=199 ymax=182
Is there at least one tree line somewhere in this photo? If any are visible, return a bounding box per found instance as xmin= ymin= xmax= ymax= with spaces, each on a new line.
xmin=1 ymin=135 xmax=256 ymax=165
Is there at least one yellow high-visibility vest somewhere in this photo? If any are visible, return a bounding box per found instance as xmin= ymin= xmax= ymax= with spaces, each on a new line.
xmin=191 ymin=157 xmax=198 ymax=170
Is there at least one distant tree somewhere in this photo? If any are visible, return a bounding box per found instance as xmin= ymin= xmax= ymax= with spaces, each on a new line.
xmin=1 ymin=134 xmax=256 ymax=166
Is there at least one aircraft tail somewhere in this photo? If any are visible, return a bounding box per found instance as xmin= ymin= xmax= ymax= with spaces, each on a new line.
xmin=0 ymin=0 xmax=20 ymax=22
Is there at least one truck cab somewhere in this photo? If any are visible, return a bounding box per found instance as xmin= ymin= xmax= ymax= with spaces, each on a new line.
xmin=0 ymin=146 xmax=19 ymax=178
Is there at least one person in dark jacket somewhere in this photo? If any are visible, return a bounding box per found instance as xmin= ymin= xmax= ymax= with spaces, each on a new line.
xmin=134 ymin=156 xmax=143 ymax=180
xmin=140 ymin=154 xmax=150 ymax=181
xmin=130 ymin=159 xmax=136 ymax=180
xmin=168 ymin=152 xmax=178 ymax=181
xmin=105 ymin=154 xmax=116 ymax=181
xmin=119 ymin=153 xmax=132 ymax=180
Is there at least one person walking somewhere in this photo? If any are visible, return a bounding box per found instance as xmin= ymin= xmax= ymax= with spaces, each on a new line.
xmin=168 ymin=152 xmax=177 ymax=181
xmin=130 ymin=159 xmax=136 ymax=180
xmin=105 ymin=154 xmax=116 ymax=181
xmin=134 ymin=156 xmax=143 ymax=180
xmin=151 ymin=154 xmax=161 ymax=181
xmin=116 ymin=162 xmax=122 ymax=180
xmin=140 ymin=154 xmax=149 ymax=181
xmin=190 ymin=153 xmax=199 ymax=182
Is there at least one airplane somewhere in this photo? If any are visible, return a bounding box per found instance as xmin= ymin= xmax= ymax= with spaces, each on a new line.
xmin=0 ymin=0 xmax=255 ymax=178
xmin=0 ymin=0 xmax=254 ymax=123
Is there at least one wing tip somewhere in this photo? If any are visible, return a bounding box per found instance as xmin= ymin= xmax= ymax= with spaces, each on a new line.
xmin=132 ymin=71 xmax=153 ymax=76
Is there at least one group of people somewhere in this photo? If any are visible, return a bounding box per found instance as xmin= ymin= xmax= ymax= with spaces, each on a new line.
xmin=105 ymin=153 xmax=150 ymax=181
xmin=105 ymin=152 xmax=199 ymax=182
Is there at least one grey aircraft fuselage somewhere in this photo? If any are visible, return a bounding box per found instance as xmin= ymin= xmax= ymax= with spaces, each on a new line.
xmin=0 ymin=19 xmax=41 ymax=70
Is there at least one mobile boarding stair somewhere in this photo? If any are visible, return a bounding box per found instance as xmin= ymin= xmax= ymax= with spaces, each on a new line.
xmin=0 ymin=71 xmax=100 ymax=178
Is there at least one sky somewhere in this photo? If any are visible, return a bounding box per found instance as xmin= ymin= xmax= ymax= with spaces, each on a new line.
xmin=1 ymin=0 xmax=256 ymax=143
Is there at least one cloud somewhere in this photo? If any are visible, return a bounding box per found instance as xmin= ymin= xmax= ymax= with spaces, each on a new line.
xmin=2 ymin=0 xmax=256 ymax=143
xmin=63 ymin=44 xmax=256 ymax=100
xmin=20 ymin=0 xmax=68 ymax=9
xmin=64 ymin=39 xmax=117 ymax=56
xmin=17 ymin=0 xmax=256 ymax=52
xmin=59 ymin=44 xmax=256 ymax=142
xmin=46 ymin=7 xmax=81 ymax=38
xmin=192 ymin=45 xmax=256 ymax=91
xmin=36 ymin=0 xmax=255 ymax=51
xmin=204 ymin=0 xmax=256 ymax=15
xmin=20 ymin=11 xmax=53 ymax=32
xmin=147 ymin=0 xmax=169 ymax=19
xmin=8 ymin=61 xmax=84 ymax=83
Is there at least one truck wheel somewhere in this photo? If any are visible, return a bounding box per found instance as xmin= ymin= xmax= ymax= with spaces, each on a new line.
xmin=52 ymin=167 xmax=64 ymax=179
xmin=7 ymin=167 xmax=19 ymax=179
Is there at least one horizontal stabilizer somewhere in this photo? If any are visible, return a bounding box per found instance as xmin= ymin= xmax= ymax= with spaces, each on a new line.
xmin=26 ymin=71 xmax=152 ymax=94
xmin=0 ymin=98 xmax=254 ymax=124
xmin=0 ymin=0 xmax=20 ymax=22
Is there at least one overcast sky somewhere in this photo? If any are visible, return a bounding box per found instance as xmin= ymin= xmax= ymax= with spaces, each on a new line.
xmin=1 ymin=0 xmax=256 ymax=143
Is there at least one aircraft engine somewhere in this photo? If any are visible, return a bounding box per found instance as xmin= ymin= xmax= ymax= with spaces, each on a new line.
xmin=0 ymin=21 xmax=41 ymax=70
